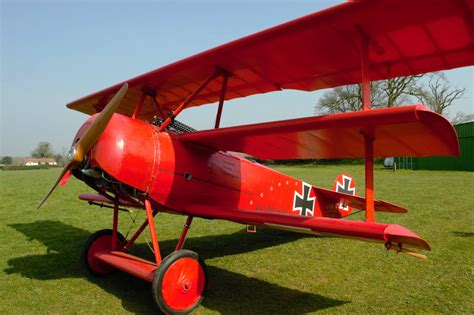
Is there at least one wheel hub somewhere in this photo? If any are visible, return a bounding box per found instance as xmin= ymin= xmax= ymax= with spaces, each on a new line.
xmin=181 ymin=279 xmax=191 ymax=292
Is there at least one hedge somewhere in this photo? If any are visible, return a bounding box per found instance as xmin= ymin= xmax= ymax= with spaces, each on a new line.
xmin=1 ymin=165 xmax=50 ymax=171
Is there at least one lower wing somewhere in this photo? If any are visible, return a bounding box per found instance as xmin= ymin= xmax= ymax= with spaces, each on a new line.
xmin=185 ymin=205 xmax=430 ymax=253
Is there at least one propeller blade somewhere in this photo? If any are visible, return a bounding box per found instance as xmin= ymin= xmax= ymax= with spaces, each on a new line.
xmin=72 ymin=83 xmax=128 ymax=164
xmin=36 ymin=161 xmax=74 ymax=209
xmin=59 ymin=169 xmax=72 ymax=187
xmin=36 ymin=83 xmax=128 ymax=209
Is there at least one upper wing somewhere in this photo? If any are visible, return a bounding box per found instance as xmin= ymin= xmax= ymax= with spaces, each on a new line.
xmin=67 ymin=0 xmax=474 ymax=120
xmin=179 ymin=105 xmax=459 ymax=159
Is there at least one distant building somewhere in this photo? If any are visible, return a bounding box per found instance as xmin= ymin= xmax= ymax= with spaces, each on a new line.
xmin=23 ymin=158 xmax=57 ymax=166
xmin=396 ymin=121 xmax=474 ymax=171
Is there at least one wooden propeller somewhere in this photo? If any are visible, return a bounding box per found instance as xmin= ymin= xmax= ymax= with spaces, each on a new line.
xmin=36 ymin=83 xmax=128 ymax=209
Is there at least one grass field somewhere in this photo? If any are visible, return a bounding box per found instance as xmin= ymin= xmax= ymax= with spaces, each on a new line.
xmin=0 ymin=165 xmax=473 ymax=314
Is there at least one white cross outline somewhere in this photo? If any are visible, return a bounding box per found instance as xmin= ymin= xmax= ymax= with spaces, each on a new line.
xmin=336 ymin=175 xmax=355 ymax=211
xmin=339 ymin=199 xmax=350 ymax=211
xmin=292 ymin=182 xmax=316 ymax=216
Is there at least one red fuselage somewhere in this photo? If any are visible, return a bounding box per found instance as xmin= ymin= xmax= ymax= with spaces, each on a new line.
xmin=72 ymin=112 xmax=432 ymax=252
xmin=83 ymin=113 xmax=317 ymax=218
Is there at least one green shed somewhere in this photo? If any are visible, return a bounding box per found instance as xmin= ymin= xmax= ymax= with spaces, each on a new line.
xmin=396 ymin=121 xmax=474 ymax=171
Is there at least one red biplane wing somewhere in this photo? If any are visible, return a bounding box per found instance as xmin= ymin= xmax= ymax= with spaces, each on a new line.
xmin=179 ymin=105 xmax=459 ymax=159
xmin=67 ymin=0 xmax=474 ymax=120
xmin=185 ymin=205 xmax=430 ymax=251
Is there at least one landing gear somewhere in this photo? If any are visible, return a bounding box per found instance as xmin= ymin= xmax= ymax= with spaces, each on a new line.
xmin=81 ymin=199 xmax=205 ymax=314
xmin=152 ymin=250 xmax=207 ymax=315
xmin=81 ymin=229 xmax=125 ymax=276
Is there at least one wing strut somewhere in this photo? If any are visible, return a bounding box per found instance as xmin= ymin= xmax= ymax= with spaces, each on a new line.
xmin=214 ymin=72 xmax=229 ymax=129
xmin=132 ymin=94 xmax=146 ymax=119
xmin=152 ymin=97 xmax=167 ymax=119
xmin=359 ymin=25 xmax=375 ymax=222
xmin=158 ymin=68 xmax=226 ymax=132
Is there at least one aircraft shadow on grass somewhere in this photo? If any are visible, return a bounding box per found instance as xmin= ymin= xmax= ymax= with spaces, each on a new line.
xmin=6 ymin=220 xmax=346 ymax=314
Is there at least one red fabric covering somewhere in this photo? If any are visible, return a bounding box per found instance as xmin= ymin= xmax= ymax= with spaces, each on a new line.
xmin=179 ymin=105 xmax=459 ymax=159
xmin=186 ymin=205 xmax=431 ymax=250
xmin=67 ymin=0 xmax=474 ymax=120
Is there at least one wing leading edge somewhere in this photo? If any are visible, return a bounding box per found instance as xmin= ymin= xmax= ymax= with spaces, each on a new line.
xmin=67 ymin=0 xmax=474 ymax=120
xmin=179 ymin=105 xmax=459 ymax=160
xmin=185 ymin=205 xmax=430 ymax=251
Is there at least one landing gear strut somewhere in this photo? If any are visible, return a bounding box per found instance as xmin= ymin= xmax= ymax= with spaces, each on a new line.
xmin=81 ymin=197 xmax=206 ymax=314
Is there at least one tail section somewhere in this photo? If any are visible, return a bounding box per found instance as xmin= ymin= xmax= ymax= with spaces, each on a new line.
xmin=332 ymin=174 xmax=356 ymax=217
xmin=315 ymin=173 xmax=407 ymax=218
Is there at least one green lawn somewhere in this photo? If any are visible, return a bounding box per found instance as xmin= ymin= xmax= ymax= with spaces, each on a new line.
xmin=0 ymin=166 xmax=473 ymax=314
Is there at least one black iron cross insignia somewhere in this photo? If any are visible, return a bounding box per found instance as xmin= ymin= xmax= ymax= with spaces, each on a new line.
xmin=335 ymin=175 xmax=355 ymax=211
xmin=293 ymin=182 xmax=315 ymax=216
xmin=336 ymin=175 xmax=355 ymax=195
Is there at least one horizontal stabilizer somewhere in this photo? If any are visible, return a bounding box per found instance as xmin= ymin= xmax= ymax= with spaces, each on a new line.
xmin=314 ymin=187 xmax=407 ymax=213
xmin=180 ymin=105 xmax=459 ymax=160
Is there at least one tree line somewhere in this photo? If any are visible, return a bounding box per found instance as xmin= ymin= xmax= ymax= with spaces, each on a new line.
xmin=315 ymin=72 xmax=472 ymax=124
xmin=1 ymin=142 xmax=67 ymax=166
xmin=30 ymin=142 xmax=67 ymax=166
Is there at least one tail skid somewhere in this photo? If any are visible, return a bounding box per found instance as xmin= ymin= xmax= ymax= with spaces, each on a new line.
xmin=385 ymin=242 xmax=427 ymax=260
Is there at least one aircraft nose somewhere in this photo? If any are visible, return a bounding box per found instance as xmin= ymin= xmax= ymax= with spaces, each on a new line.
xmin=69 ymin=115 xmax=96 ymax=159
xmin=36 ymin=84 xmax=128 ymax=209
xmin=91 ymin=114 xmax=157 ymax=192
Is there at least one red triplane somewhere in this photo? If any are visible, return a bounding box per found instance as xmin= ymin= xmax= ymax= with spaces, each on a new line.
xmin=38 ymin=0 xmax=472 ymax=313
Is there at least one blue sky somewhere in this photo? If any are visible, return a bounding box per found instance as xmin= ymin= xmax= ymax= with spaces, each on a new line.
xmin=1 ymin=0 xmax=473 ymax=157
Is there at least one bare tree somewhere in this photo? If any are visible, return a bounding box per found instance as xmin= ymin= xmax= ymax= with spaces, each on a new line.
xmin=411 ymin=73 xmax=465 ymax=115
xmin=450 ymin=111 xmax=474 ymax=125
xmin=54 ymin=146 xmax=69 ymax=166
xmin=316 ymin=85 xmax=364 ymax=114
xmin=383 ymin=75 xmax=422 ymax=107
xmin=315 ymin=76 xmax=421 ymax=114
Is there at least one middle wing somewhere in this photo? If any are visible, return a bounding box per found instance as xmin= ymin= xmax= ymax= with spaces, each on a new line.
xmin=179 ymin=105 xmax=459 ymax=159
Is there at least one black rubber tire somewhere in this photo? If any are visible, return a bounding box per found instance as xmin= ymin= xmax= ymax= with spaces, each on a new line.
xmin=80 ymin=229 xmax=125 ymax=276
xmin=152 ymin=250 xmax=207 ymax=315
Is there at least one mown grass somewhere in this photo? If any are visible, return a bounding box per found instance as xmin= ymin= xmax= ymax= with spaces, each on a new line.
xmin=0 ymin=166 xmax=473 ymax=314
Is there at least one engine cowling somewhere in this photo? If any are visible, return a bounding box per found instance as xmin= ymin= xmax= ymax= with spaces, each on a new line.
xmin=90 ymin=113 xmax=157 ymax=192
